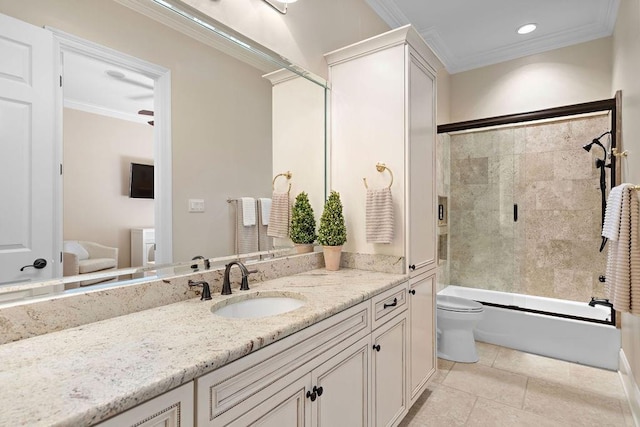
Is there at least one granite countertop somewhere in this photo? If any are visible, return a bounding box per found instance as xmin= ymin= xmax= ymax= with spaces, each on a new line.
xmin=0 ymin=268 xmax=406 ymax=426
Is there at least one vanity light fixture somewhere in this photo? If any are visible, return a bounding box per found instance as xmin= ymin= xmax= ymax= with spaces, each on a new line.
xmin=262 ymin=0 xmax=298 ymax=14
xmin=517 ymin=23 xmax=537 ymax=34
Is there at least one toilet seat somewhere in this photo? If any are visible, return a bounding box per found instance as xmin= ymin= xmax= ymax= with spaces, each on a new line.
xmin=437 ymin=295 xmax=483 ymax=313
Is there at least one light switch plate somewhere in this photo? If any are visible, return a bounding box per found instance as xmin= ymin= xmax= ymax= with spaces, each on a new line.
xmin=188 ymin=199 xmax=205 ymax=213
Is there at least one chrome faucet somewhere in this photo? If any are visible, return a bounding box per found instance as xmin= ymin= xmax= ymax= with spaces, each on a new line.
xmin=188 ymin=280 xmax=212 ymax=300
xmin=221 ymin=261 xmax=257 ymax=295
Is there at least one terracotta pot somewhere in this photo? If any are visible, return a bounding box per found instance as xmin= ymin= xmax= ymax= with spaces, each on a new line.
xmin=294 ymin=243 xmax=314 ymax=254
xmin=322 ymin=245 xmax=343 ymax=271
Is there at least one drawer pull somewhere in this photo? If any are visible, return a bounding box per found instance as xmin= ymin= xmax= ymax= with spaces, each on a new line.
xmin=373 ymin=344 xmax=381 ymax=352
xmin=383 ymin=298 xmax=398 ymax=309
xmin=409 ymin=289 xmax=416 ymax=295
xmin=313 ymin=385 xmax=323 ymax=396
xmin=409 ymin=264 xmax=416 ymax=271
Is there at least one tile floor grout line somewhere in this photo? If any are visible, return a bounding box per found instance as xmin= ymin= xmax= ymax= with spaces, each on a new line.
xmin=462 ymin=395 xmax=479 ymax=426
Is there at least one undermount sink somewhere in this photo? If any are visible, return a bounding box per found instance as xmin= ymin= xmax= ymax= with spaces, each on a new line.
xmin=211 ymin=293 xmax=306 ymax=319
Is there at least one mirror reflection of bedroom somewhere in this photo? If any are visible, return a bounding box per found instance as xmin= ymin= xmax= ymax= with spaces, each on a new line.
xmin=61 ymin=50 xmax=155 ymax=287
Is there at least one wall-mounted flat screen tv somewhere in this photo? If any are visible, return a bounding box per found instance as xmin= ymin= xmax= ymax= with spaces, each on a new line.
xmin=129 ymin=163 xmax=154 ymax=199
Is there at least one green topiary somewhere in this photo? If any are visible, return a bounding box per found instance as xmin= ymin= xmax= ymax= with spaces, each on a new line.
xmin=290 ymin=192 xmax=317 ymax=244
xmin=317 ymin=191 xmax=347 ymax=246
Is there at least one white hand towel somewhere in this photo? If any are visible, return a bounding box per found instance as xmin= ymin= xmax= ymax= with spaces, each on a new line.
xmin=241 ymin=197 xmax=256 ymax=226
xmin=267 ymin=192 xmax=290 ymax=238
xmin=366 ymin=188 xmax=394 ymax=244
xmin=259 ymin=198 xmax=272 ymax=226
xmin=602 ymin=185 xmax=625 ymax=241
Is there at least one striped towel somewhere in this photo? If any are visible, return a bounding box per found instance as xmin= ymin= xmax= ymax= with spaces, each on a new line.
xmin=267 ymin=192 xmax=290 ymax=238
xmin=605 ymin=184 xmax=640 ymax=315
xmin=366 ymin=188 xmax=394 ymax=244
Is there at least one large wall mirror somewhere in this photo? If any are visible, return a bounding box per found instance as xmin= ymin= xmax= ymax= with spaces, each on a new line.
xmin=0 ymin=0 xmax=327 ymax=303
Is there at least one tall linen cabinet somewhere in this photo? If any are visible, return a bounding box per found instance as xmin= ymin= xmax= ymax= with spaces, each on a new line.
xmin=326 ymin=25 xmax=440 ymax=410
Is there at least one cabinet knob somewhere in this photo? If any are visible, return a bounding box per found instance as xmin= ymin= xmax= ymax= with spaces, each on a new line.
xmin=306 ymin=389 xmax=317 ymax=402
xmin=313 ymin=385 xmax=323 ymax=397
xmin=409 ymin=289 xmax=416 ymax=295
xmin=373 ymin=344 xmax=381 ymax=352
xmin=409 ymin=264 xmax=416 ymax=271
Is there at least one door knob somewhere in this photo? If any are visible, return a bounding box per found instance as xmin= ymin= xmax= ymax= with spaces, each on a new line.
xmin=20 ymin=258 xmax=47 ymax=271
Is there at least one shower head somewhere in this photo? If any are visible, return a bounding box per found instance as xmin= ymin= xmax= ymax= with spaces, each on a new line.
xmin=583 ymin=139 xmax=607 ymax=160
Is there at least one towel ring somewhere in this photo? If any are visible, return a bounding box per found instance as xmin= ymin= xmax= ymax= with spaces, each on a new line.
xmin=273 ymin=171 xmax=292 ymax=193
xmin=363 ymin=163 xmax=393 ymax=189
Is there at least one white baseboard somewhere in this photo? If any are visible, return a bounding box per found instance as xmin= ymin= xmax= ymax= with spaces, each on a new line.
xmin=619 ymin=349 xmax=640 ymax=427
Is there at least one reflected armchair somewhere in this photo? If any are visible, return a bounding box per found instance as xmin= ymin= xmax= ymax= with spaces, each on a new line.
xmin=63 ymin=241 xmax=119 ymax=287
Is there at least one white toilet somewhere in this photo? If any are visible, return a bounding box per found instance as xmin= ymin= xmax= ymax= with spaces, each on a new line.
xmin=436 ymin=295 xmax=484 ymax=363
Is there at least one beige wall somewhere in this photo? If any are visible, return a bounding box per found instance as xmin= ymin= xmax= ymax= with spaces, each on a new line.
xmin=612 ymin=0 xmax=640 ymax=402
xmin=63 ymin=109 xmax=154 ymax=268
xmin=449 ymin=38 xmax=613 ymax=123
xmin=180 ymin=0 xmax=390 ymax=79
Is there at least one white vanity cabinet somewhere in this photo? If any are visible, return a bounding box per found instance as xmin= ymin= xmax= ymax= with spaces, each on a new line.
xmin=407 ymin=272 xmax=436 ymax=404
xmin=196 ymin=301 xmax=372 ymax=426
xmin=96 ymin=381 xmax=194 ymax=427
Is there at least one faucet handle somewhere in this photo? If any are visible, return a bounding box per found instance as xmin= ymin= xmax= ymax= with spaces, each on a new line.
xmin=188 ymin=280 xmax=212 ymax=301
xmin=240 ymin=269 xmax=258 ymax=291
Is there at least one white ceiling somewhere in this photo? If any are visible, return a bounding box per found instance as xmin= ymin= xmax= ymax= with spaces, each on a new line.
xmin=366 ymin=0 xmax=620 ymax=74
xmin=63 ymin=50 xmax=154 ymax=124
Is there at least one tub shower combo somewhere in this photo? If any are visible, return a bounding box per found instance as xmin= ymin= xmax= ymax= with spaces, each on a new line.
xmin=436 ymin=98 xmax=622 ymax=370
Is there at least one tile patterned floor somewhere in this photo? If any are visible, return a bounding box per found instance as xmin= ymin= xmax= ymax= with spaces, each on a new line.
xmin=400 ymin=342 xmax=635 ymax=427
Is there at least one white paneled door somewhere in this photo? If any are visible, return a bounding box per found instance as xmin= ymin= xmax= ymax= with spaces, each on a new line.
xmin=0 ymin=13 xmax=56 ymax=285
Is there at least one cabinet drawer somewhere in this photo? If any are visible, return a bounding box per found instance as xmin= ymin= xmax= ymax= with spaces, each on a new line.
xmin=371 ymin=282 xmax=408 ymax=329
xmin=197 ymin=302 xmax=370 ymax=423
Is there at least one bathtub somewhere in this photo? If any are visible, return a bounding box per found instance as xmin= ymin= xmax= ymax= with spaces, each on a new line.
xmin=439 ymin=285 xmax=621 ymax=370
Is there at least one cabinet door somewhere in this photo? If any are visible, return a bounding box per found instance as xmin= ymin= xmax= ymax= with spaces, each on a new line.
xmin=408 ymin=272 xmax=436 ymax=403
xmin=372 ymin=314 xmax=407 ymax=427
xmin=97 ymin=382 xmax=194 ymax=427
xmin=226 ymin=375 xmax=311 ymax=427
xmin=312 ymin=336 xmax=370 ymax=427
xmin=407 ymin=51 xmax=436 ymax=276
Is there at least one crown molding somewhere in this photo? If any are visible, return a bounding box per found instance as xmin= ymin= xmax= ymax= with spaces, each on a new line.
xmin=364 ymin=0 xmax=410 ymax=28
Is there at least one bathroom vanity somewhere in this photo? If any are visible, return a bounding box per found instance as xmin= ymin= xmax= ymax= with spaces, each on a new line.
xmin=0 ymin=267 xmax=435 ymax=426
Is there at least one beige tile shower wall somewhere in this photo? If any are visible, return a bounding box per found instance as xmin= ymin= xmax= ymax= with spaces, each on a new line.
xmin=449 ymin=115 xmax=610 ymax=302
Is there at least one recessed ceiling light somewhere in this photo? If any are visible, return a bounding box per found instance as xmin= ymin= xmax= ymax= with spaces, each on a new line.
xmin=517 ymin=23 xmax=537 ymax=35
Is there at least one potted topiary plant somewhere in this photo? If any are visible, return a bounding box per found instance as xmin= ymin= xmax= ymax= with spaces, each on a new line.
xmin=317 ymin=191 xmax=347 ymax=271
xmin=290 ymin=191 xmax=317 ymax=254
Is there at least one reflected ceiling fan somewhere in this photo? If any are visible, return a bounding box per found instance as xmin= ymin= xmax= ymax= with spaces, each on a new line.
xmin=138 ymin=109 xmax=154 ymax=126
